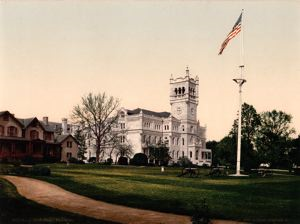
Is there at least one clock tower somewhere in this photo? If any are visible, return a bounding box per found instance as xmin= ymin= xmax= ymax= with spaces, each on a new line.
xmin=170 ymin=67 xmax=199 ymax=122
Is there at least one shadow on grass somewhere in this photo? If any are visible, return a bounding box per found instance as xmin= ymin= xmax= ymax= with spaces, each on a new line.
xmin=0 ymin=178 xmax=118 ymax=224
xmin=36 ymin=173 xmax=300 ymax=222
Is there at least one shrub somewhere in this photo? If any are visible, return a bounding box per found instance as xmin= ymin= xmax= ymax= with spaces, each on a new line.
xmin=42 ymin=157 xmax=58 ymax=163
xmin=178 ymin=157 xmax=193 ymax=168
xmin=68 ymin=157 xmax=79 ymax=163
xmin=31 ymin=165 xmax=51 ymax=176
xmin=118 ymin=156 xmax=128 ymax=165
xmin=130 ymin=153 xmax=148 ymax=166
xmin=0 ymin=157 xmax=8 ymax=164
xmin=88 ymin=157 xmax=96 ymax=163
xmin=21 ymin=156 xmax=36 ymax=165
xmin=105 ymin=158 xmax=113 ymax=165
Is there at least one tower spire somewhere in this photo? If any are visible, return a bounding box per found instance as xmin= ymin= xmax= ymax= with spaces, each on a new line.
xmin=186 ymin=66 xmax=189 ymax=76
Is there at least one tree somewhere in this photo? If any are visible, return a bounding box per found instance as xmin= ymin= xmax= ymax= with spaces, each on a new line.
xmin=290 ymin=135 xmax=300 ymax=167
xmin=256 ymin=110 xmax=295 ymax=168
xmin=73 ymin=129 xmax=87 ymax=160
xmin=72 ymin=92 xmax=120 ymax=162
xmin=214 ymin=136 xmax=236 ymax=167
xmin=114 ymin=143 xmax=134 ymax=163
xmin=148 ymin=143 xmax=171 ymax=166
xmin=230 ymin=103 xmax=261 ymax=171
xmin=206 ymin=140 xmax=218 ymax=166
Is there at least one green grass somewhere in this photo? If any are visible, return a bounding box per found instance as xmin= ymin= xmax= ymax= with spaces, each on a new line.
xmin=0 ymin=177 xmax=117 ymax=224
xmin=29 ymin=163 xmax=300 ymax=223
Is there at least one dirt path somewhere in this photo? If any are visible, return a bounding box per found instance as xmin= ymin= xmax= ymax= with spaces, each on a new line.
xmin=1 ymin=175 xmax=247 ymax=224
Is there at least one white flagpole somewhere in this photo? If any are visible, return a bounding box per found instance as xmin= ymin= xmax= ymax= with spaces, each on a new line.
xmin=233 ymin=9 xmax=246 ymax=176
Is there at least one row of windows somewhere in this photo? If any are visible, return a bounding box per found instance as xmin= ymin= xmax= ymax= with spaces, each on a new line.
xmin=174 ymin=87 xmax=196 ymax=95
xmin=0 ymin=125 xmax=18 ymax=137
xmin=142 ymin=122 xmax=183 ymax=133
xmin=170 ymin=150 xmax=211 ymax=160
xmin=0 ymin=125 xmax=53 ymax=141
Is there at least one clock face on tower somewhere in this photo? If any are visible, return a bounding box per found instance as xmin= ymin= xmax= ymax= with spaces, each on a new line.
xmin=176 ymin=106 xmax=182 ymax=115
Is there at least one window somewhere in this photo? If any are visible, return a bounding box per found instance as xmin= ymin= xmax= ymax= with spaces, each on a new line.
xmin=190 ymin=126 xmax=194 ymax=133
xmin=182 ymin=138 xmax=185 ymax=146
xmin=182 ymin=87 xmax=185 ymax=94
xmin=0 ymin=125 xmax=4 ymax=136
xmin=67 ymin=141 xmax=73 ymax=148
xmin=182 ymin=125 xmax=185 ymax=131
xmin=190 ymin=151 xmax=192 ymax=158
xmin=120 ymin=136 xmax=125 ymax=143
xmin=7 ymin=126 xmax=18 ymax=137
xmin=182 ymin=151 xmax=184 ymax=157
xmin=30 ymin=130 xmax=39 ymax=140
xmin=44 ymin=132 xmax=52 ymax=141
xmin=196 ymin=150 xmax=199 ymax=160
xmin=120 ymin=112 xmax=125 ymax=118
xmin=176 ymin=151 xmax=179 ymax=159
xmin=67 ymin=152 xmax=72 ymax=159
xmin=120 ymin=123 xmax=125 ymax=129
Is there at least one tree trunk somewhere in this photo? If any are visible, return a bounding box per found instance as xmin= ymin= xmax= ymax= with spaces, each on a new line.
xmin=96 ymin=144 xmax=101 ymax=163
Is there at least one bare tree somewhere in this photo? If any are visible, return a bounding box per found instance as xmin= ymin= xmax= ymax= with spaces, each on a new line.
xmin=114 ymin=142 xmax=134 ymax=164
xmin=72 ymin=92 xmax=120 ymax=162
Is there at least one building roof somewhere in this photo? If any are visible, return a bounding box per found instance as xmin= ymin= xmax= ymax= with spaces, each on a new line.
xmin=55 ymin=134 xmax=79 ymax=145
xmin=0 ymin=111 xmax=24 ymax=127
xmin=55 ymin=134 xmax=70 ymax=143
xmin=127 ymin=108 xmax=170 ymax=118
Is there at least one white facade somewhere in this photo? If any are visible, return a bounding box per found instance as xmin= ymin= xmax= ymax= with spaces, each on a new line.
xmin=116 ymin=68 xmax=211 ymax=166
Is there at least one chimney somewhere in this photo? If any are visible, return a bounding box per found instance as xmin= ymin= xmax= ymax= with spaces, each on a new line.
xmin=43 ymin=117 xmax=49 ymax=125
xmin=62 ymin=118 xmax=68 ymax=135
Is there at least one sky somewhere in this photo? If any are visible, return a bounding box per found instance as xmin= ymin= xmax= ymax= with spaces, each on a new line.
xmin=0 ymin=0 xmax=299 ymax=141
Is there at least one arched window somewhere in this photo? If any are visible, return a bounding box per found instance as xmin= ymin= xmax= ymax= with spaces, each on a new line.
xmin=175 ymin=88 xmax=178 ymax=95
xmin=182 ymin=87 xmax=185 ymax=94
xmin=7 ymin=126 xmax=18 ymax=137
xmin=0 ymin=125 xmax=4 ymax=136
xmin=120 ymin=111 xmax=125 ymax=118
xmin=182 ymin=138 xmax=185 ymax=146
xmin=178 ymin=88 xmax=181 ymax=94
xmin=30 ymin=130 xmax=39 ymax=140
xmin=190 ymin=151 xmax=192 ymax=158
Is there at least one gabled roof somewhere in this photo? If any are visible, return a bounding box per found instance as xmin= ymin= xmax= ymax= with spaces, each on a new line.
xmin=127 ymin=108 xmax=171 ymax=118
xmin=0 ymin=111 xmax=24 ymax=127
xmin=18 ymin=117 xmax=47 ymax=132
xmin=55 ymin=134 xmax=79 ymax=145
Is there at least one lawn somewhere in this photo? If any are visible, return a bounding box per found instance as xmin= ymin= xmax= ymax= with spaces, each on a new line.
xmin=0 ymin=177 xmax=117 ymax=224
xmin=30 ymin=164 xmax=300 ymax=223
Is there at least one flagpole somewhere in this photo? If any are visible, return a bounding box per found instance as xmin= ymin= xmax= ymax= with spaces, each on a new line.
xmin=233 ymin=9 xmax=246 ymax=176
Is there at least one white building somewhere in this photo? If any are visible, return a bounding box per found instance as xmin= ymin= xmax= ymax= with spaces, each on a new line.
xmin=114 ymin=67 xmax=211 ymax=165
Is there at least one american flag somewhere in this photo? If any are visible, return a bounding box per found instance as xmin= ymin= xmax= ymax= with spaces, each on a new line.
xmin=218 ymin=12 xmax=243 ymax=55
